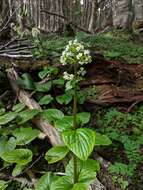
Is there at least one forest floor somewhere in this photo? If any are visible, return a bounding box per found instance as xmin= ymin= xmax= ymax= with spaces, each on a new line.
xmin=0 ymin=30 xmax=143 ymax=190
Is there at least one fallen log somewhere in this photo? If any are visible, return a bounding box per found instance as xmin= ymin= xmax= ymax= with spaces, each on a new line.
xmin=7 ymin=67 xmax=106 ymax=190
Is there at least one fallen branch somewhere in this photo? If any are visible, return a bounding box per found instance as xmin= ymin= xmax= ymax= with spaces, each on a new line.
xmin=1 ymin=54 xmax=33 ymax=58
xmin=0 ymin=46 xmax=36 ymax=54
xmin=0 ymin=37 xmax=18 ymax=50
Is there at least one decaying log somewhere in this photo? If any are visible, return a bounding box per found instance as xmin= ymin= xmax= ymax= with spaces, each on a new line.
xmin=83 ymin=60 xmax=143 ymax=107
xmin=7 ymin=67 xmax=106 ymax=190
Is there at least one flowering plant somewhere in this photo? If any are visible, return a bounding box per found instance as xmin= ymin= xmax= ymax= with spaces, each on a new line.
xmin=37 ymin=39 xmax=111 ymax=190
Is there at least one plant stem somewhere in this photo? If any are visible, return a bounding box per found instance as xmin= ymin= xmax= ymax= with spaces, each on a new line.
xmin=73 ymin=62 xmax=78 ymax=183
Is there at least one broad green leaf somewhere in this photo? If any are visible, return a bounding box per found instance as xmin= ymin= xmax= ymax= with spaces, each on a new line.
xmin=55 ymin=116 xmax=73 ymax=132
xmin=0 ymin=180 xmax=8 ymax=190
xmin=45 ymin=146 xmax=69 ymax=164
xmin=17 ymin=73 xmax=35 ymax=90
xmin=77 ymin=112 xmax=91 ymax=125
xmin=66 ymin=159 xmax=100 ymax=185
xmin=62 ymin=128 xmax=95 ymax=160
xmin=0 ymin=137 xmax=16 ymax=156
xmin=95 ymin=133 xmax=112 ymax=146
xmin=72 ymin=183 xmax=88 ymax=190
xmin=12 ymin=103 xmax=25 ymax=113
xmin=0 ymin=108 xmax=5 ymax=116
xmin=18 ymin=109 xmax=39 ymax=124
xmin=51 ymin=176 xmax=73 ymax=190
xmin=35 ymin=172 xmax=54 ymax=190
xmin=12 ymin=127 xmax=40 ymax=145
xmin=12 ymin=164 xmax=25 ymax=177
xmin=1 ymin=149 xmax=32 ymax=165
xmin=35 ymin=82 xmax=52 ymax=92
xmin=56 ymin=93 xmax=72 ymax=105
xmin=39 ymin=95 xmax=53 ymax=105
xmin=0 ymin=112 xmax=17 ymax=125
xmin=53 ymin=79 xmax=64 ymax=86
xmin=38 ymin=69 xmax=49 ymax=79
xmin=42 ymin=109 xmax=64 ymax=122
xmin=23 ymin=188 xmax=32 ymax=190
xmin=39 ymin=66 xmax=59 ymax=79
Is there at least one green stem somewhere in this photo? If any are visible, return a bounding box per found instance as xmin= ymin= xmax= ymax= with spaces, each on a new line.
xmin=73 ymin=62 xmax=78 ymax=184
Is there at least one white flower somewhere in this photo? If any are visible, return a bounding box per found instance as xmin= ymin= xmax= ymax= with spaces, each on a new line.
xmin=74 ymin=39 xmax=78 ymax=43
xmin=69 ymin=40 xmax=73 ymax=45
xmin=84 ymin=50 xmax=90 ymax=55
xmin=76 ymin=46 xmax=81 ymax=51
xmin=63 ymin=72 xmax=74 ymax=81
xmin=79 ymin=61 xmax=84 ymax=65
xmin=76 ymin=53 xmax=83 ymax=60
xmin=77 ymin=67 xmax=86 ymax=76
xmin=66 ymin=81 xmax=73 ymax=90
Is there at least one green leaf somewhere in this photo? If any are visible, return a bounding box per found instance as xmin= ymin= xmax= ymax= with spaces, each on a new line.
xmin=12 ymin=127 xmax=40 ymax=145
xmin=72 ymin=183 xmax=88 ymax=190
xmin=0 ymin=112 xmax=17 ymax=125
xmin=35 ymin=82 xmax=52 ymax=92
xmin=38 ymin=66 xmax=59 ymax=79
xmin=1 ymin=149 xmax=32 ymax=165
xmin=53 ymin=79 xmax=65 ymax=86
xmin=0 ymin=137 xmax=16 ymax=156
xmin=0 ymin=108 xmax=5 ymax=116
xmin=12 ymin=103 xmax=25 ymax=113
xmin=51 ymin=176 xmax=73 ymax=190
xmin=77 ymin=91 xmax=87 ymax=105
xmin=39 ymin=95 xmax=53 ymax=105
xmin=0 ymin=180 xmax=8 ymax=190
xmin=77 ymin=112 xmax=91 ymax=125
xmin=18 ymin=109 xmax=39 ymax=124
xmin=42 ymin=109 xmax=64 ymax=122
xmin=12 ymin=164 xmax=25 ymax=177
xmin=17 ymin=73 xmax=35 ymax=90
xmin=66 ymin=158 xmax=100 ymax=185
xmin=38 ymin=69 xmax=49 ymax=79
xmin=56 ymin=93 xmax=72 ymax=105
xmin=62 ymin=128 xmax=95 ymax=160
xmin=95 ymin=133 xmax=112 ymax=146
xmin=35 ymin=172 xmax=55 ymax=190
xmin=55 ymin=116 xmax=73 ymax=132
xmin=45 ymin=146 xmax=69 ymax=164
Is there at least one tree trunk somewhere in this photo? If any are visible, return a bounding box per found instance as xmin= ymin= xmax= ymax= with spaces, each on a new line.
xmin=112 ymin=0 xmax=134 ymax=30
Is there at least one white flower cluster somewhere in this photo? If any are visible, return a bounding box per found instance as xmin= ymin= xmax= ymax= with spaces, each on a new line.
xmin=77 ymin=67 xmax=86 ymax=76
xmin=60 ymin=39 xmax=92 ymax=65
xmin=63 ymin=72 xmax=74 ymax=81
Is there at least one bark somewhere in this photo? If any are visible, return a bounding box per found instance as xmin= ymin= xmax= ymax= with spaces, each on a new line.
xmin=112 ymin=0 xmax=134 ymax=30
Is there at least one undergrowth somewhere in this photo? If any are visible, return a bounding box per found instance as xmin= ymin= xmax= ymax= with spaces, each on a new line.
xmin=94 ymin=106 xmax=143 ymax=189
xmin=32 ymin=30 xmax=143 ymax=64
